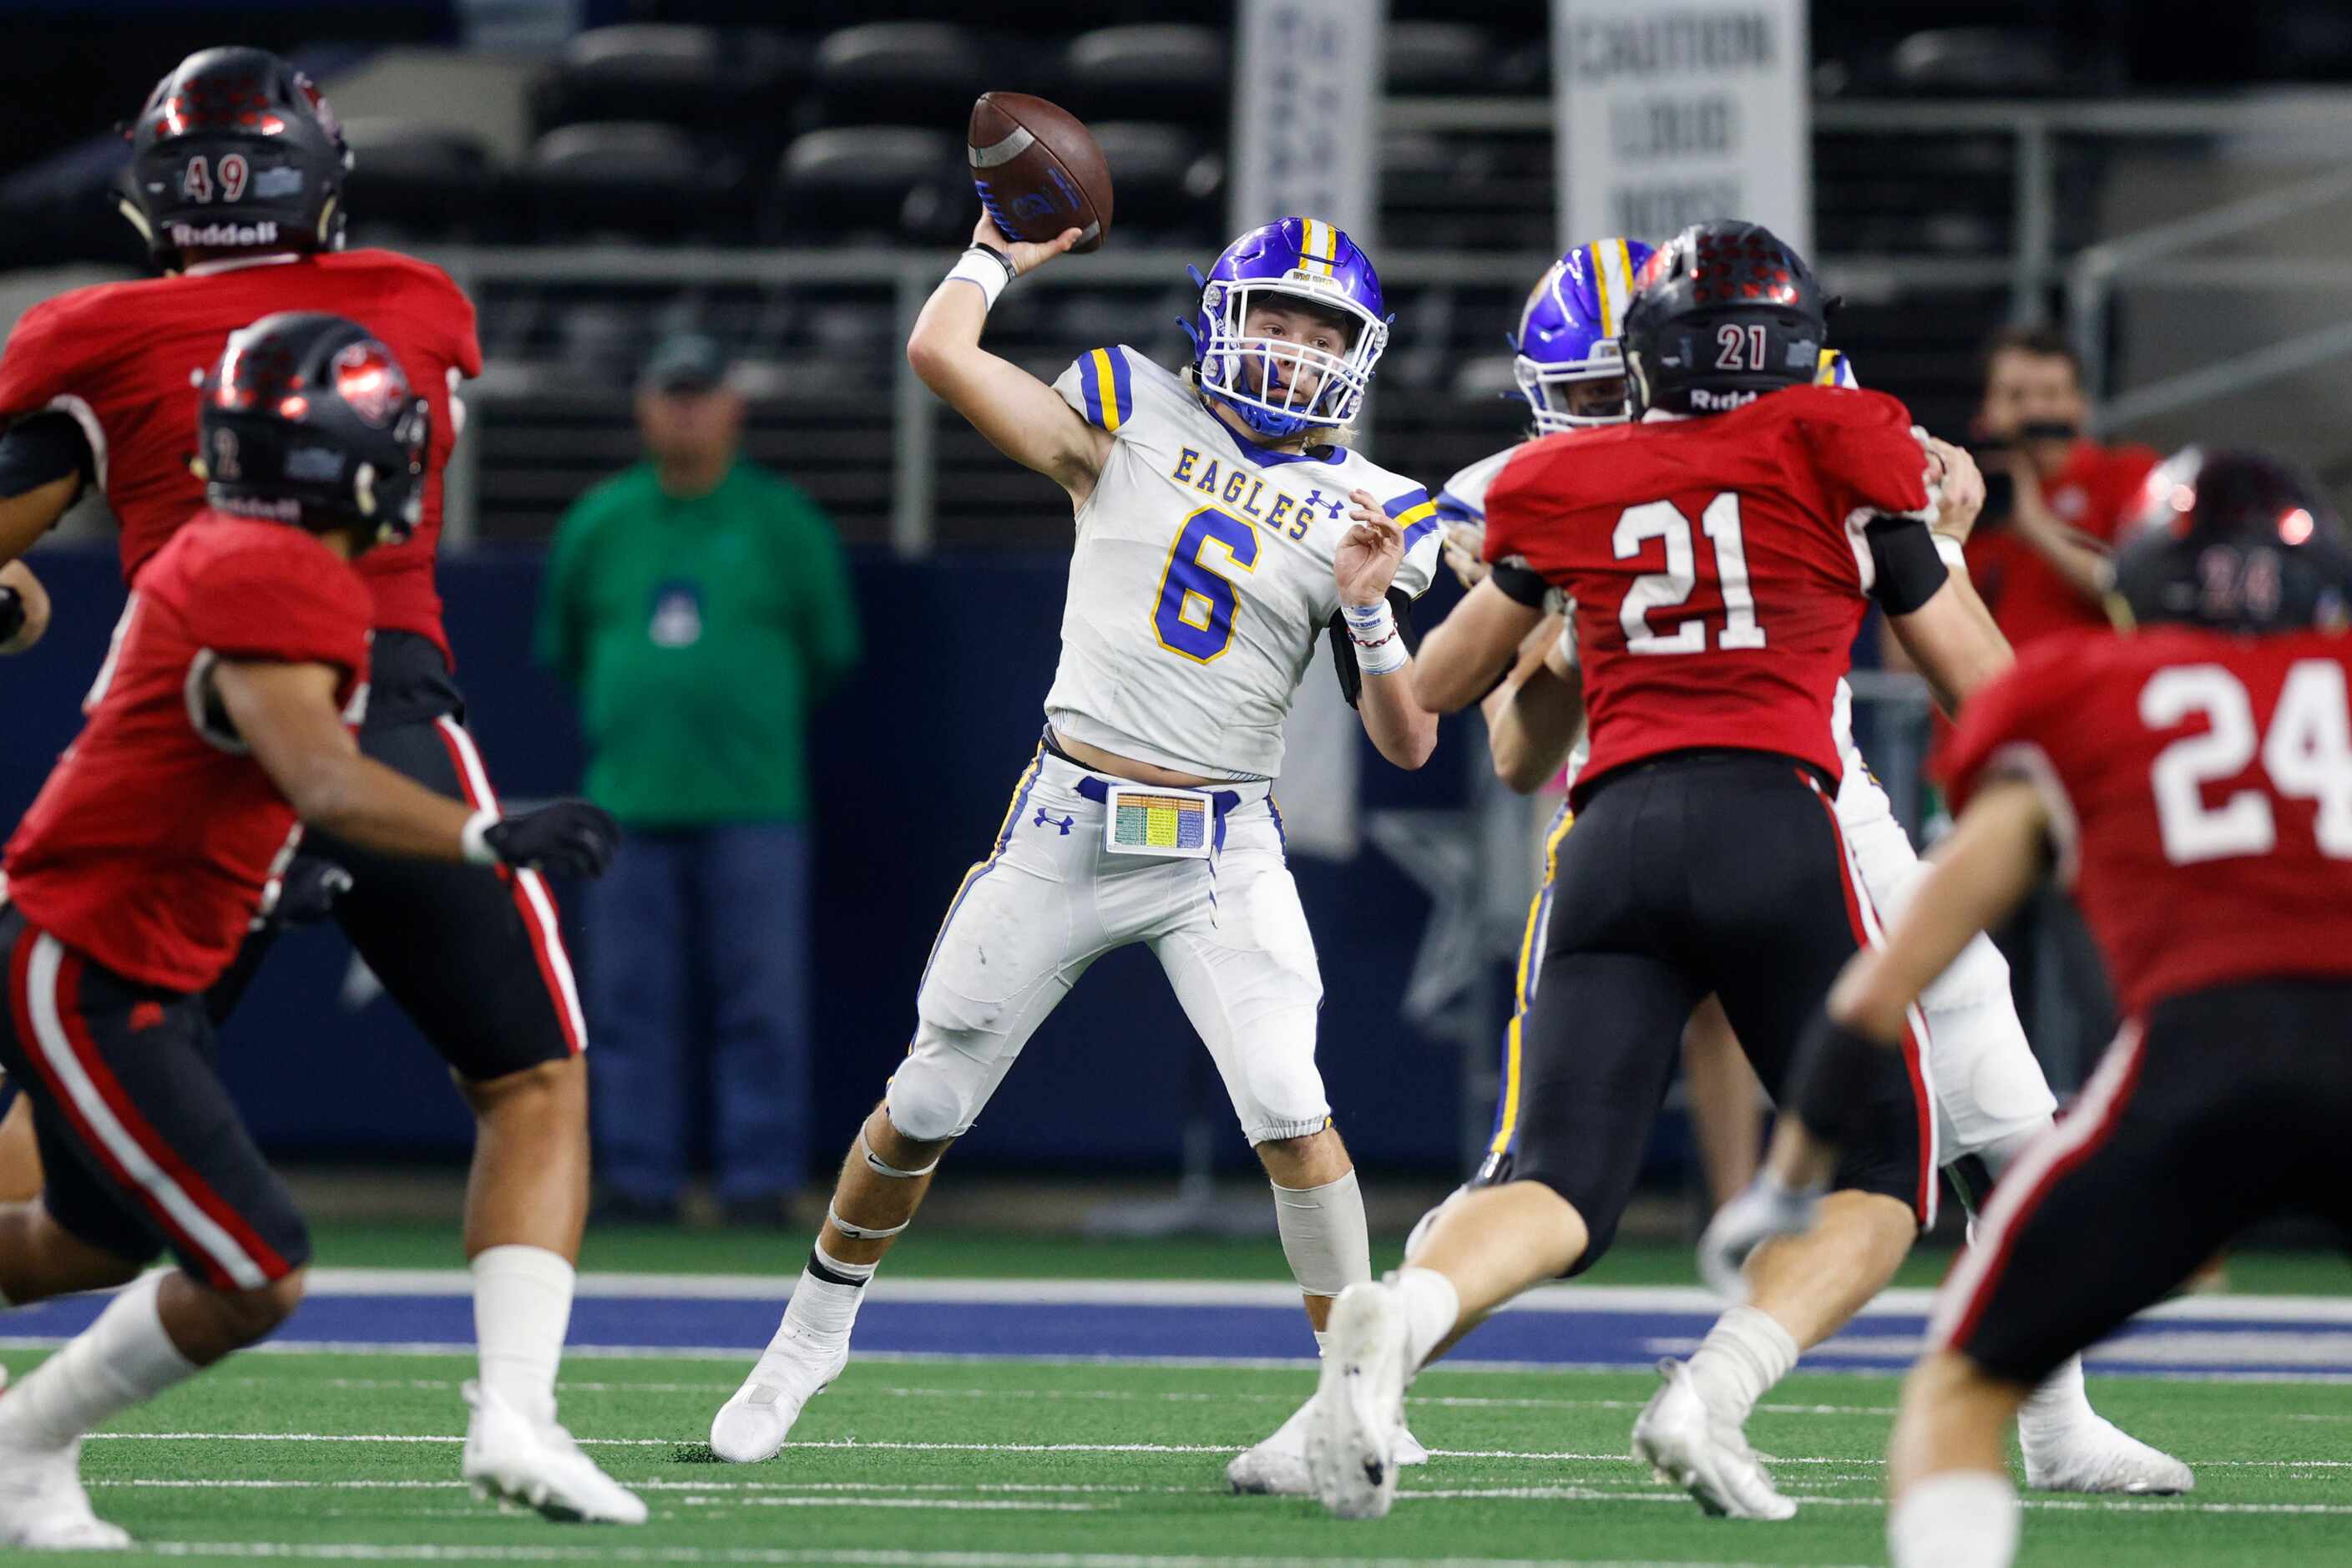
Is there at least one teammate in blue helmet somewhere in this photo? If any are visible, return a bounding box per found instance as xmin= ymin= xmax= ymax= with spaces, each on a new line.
xmin=1183 ymin=216 xmax=1392 ymax=440
xmin=1512 ymin=238 xmax=1655 ymax=433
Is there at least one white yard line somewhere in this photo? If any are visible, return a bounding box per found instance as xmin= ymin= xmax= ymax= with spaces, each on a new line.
xmin=134 ymin=1547 xmax=1874 ymax=1568
xmin=74 ymin=1429 xmax=2352 ymax=1469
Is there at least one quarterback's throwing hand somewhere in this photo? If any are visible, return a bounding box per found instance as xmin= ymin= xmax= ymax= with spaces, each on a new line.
xmin=973 ymin=212 xmax=1085 ymax=279
xmin=1697 ymin=1172 xmax=1823 ymax=1302
xmin=1337 ymin=488 xmax=1405 ymax=608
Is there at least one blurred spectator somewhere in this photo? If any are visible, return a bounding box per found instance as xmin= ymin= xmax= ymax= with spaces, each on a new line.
xmin=1955 ymin=326 xmax=2157 ymax=1091
xmin=1963 ymin=326 xmax=2161 ymax=647
xmin=538 ymin=333 xmax=862 ymax=1225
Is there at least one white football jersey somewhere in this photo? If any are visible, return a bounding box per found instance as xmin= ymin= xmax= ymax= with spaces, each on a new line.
xmin=1043 ymin=346 xmax=1442 ymax=779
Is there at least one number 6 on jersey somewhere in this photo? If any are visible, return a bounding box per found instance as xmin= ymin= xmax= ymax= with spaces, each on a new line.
xmin=1152 ymin=507 xmax=1258 ymax=663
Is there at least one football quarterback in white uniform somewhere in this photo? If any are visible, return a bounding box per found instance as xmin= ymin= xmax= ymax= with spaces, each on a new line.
xmin=1374 ymin=240 xmax=2188 ymax=1520
xmin=707 ymin=209 xmax=1444 ymax=1480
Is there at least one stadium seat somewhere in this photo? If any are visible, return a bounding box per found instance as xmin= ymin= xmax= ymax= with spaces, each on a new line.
xmin=812 ymin=24 xmax=998 ymax=128
xmin=339 ymin=119 xmax=501 ymax=242
xmin=1888 ymin=28 xmax=2074 ymax=97
xmin=1383 ymin=23 xmax=1495 ymax=94
xmin=1085 ymin=123 xmax=1221 ymax=243
xmin=774 ymin=128 xmax=964 ymax=245
xmin=531 ymin=24 xmax=803 ymax=134
xmin=1063 ymin=26 xmax=1227 ymax=126
xmin=525 ymin=123 xmax=743 ymax=242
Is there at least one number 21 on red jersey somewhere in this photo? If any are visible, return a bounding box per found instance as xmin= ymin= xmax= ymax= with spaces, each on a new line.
xmin=1615 ymin=492 xmax=1767 ymax=654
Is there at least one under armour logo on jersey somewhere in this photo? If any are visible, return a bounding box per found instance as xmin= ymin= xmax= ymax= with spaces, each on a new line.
xmin=1033 ymin=808 xmax=1075 ymax=836
xmin=1300 ymin=488 xmax=1347 ymax=524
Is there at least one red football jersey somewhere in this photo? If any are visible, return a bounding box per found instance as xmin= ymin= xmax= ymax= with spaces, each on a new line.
xmin=0 ymin=249 xmax=479 ymax=661
xmin=4 ymin=513 xmax=373 ymax=993
xmin=1485 ymin=386 xmax=1935 ymax=798
xmin=1942 ymin=626 xmax=2352 ymax=1019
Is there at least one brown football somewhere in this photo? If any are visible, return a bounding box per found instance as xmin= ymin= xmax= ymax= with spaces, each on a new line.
xmin=968 ymin=91 xmax=1112 ymax=253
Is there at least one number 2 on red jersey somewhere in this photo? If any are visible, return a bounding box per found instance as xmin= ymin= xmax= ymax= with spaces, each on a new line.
xmin=1614 ymin=492 xmax=1766 ymax=654
xmin=2142 ymin=660 xmax=2352 ymax=863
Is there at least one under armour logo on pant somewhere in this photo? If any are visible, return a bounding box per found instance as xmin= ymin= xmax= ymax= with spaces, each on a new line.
xmin=1033 ymin=808 xmax=1075 ymax=835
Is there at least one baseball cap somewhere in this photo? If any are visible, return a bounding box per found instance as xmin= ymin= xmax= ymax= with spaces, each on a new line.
xmin=641 ymin=332 xmax=729 ymax=394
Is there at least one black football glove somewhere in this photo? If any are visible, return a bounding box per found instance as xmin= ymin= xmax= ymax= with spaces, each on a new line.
xmin=483 ymin=802 xmax=620 ymax=878
xmin=268 ymin=853 xmax=352 ymax=928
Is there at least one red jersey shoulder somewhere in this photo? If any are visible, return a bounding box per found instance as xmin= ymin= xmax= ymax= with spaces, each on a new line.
xmin=317 ymin=249 xmax=482 ymax=375
xmin=1739 ymin=383 xmax=1916 ymax=435
xmin=159 ymin=516 xmax=374 ymax=672
xmin=0 ymin=276 xmax=179 ymax=412
xmin=1938 ymin=630 xmax=2119 ymax=808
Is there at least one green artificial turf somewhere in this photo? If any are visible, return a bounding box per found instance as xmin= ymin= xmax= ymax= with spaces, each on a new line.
xmin=9 ymin=1348 xmax=2348 ymax=1566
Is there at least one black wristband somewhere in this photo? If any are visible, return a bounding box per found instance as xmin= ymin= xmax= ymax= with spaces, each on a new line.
xmin=968 ymin=241 xmax=1016 ymax=282
xmin=1786 ymin=1007 xmax=1899 ymax=1149
xmin=0 ymin=586 xmax=22 ymax=645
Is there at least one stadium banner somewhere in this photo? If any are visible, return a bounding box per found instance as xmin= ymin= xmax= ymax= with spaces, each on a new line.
xmin=1229 ymin=0 xmax=1387 ymax=859
xmin=1551 ymin=0 xmax=1813 ymax=257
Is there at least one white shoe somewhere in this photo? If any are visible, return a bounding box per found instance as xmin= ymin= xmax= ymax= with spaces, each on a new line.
xmin=2023 ymin=1416 xmax=2195 ymax=1495
xmin=708 ymin=1328 xmax=849 ymax=1464
xmin=1631 ymin=1358 xmax=1797 ymax=1520
xmin=0 ymin=1433 xmax=132 ymax=1550
xmin=1228 ymin=1394 xmax=1428 ymax=1495
xmin=1303 ymin=1282 xmax=1410 ymax=1520
xmin=461 ymin=1381 xmax=649 ymax=1525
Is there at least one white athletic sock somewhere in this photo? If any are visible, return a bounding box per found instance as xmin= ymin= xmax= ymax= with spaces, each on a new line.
xmin=779 ymin=1242 xmax=874 ymax=1346
xmin=470 ymin=1244 xmax=574 ymax=1429
xmin=1271 ymin=1170 xmax=1372 ymax=1300
xmin=1391 ymin=1266 xmax=1459 ymax=1370
xmin=1887 ymin=1471 xmax=2021 ymax=1568
xmin=0 ymin=1272 xmax=196 ymax=1450
xmin=1683 ymin=1304 xmax=1799 ymax=1424
xmin=2016 ymin=1354 xmax=2097 ymax=1447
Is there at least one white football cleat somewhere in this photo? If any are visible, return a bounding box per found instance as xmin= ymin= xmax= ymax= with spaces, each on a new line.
xmin=1227 ymin=1393 xmax=1428 ymax=1495
xmin=0 ymin=1433 xmax=132 ymax=1550
xmin=1631 ymin=1358 xmax=1798 ymax=1521
xmin=2023 ymin=1417 xmax=2195 ymax=1495
xmin=708 ymin=1328 xmax=849 ymax=1464
xmin=1303 ymin=1282 xmax=1411 ymax=1520
xmin=461 ymin=1381 xmax=648 ymax=1525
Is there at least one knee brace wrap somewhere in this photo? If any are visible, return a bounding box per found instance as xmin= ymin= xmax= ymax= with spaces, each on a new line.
xmin=826 ymin=1203 xmax=910 ymax=1242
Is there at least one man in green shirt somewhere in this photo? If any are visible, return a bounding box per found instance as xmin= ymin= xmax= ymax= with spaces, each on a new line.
xmin=539 ymin=333 xmax=861 ymax=1223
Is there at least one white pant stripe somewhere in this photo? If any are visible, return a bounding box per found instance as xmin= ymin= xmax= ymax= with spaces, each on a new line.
xmin=23 ymin=933 xmax=266 ymax=1290
xmin=1930 ymin=1019 xmax=2147 ymax=1348
xmin=434 ymin=717 xmax=588 ymax=1051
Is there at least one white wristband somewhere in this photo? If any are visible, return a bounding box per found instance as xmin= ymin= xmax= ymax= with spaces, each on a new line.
xmin=460 ymin=808 xmax=501 ymax=867
xmin=943 ymin=246 xmax=1015 ymax=310
xmin=1343 ymin=598 xmax=1408 ymax=678
xmin=1934 ymin=534 xmax=1969 ymax=571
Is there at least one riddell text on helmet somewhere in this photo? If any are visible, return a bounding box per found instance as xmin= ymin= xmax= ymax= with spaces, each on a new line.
xmin=170 ymin=220 xmax=280 ymax=248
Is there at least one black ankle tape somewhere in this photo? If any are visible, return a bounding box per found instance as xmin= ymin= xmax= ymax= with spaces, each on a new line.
xmin=806 ymin=1249 xmax=871 ymax=1289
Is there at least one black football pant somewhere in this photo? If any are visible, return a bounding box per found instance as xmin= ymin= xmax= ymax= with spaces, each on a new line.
xmin=212 ymin=631 xmax=585 ymax=1080
xmin=1938 ymin=979 xmax=2352 ymax=1386
xmin=1486 ymin=749 xmax=1935 ymax=1274
xmin=0 ymin=907 xmax=308 ymax=1287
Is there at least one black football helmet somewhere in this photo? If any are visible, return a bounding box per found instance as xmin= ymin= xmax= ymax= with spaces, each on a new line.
xmin=195 ymin=312 xmax=429 ymax=546
xmin=1621 ymin=220 xmax=1829 ymax=417
xmin=2112 ymin=447 xmax=2352 ymax=634
xmin=116 ymin=47 xmax=352 ymax=272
